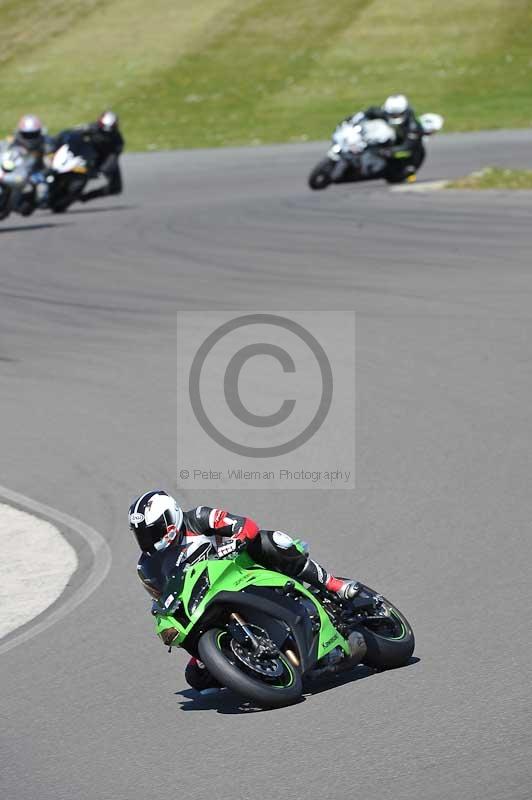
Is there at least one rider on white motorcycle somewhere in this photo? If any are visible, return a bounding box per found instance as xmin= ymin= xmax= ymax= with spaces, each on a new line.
xmin=0 ymin=115 xmax=54 ymax=213
xmin=10 ymin=115 xmax=52 ymax=164
xmin=345 ymin=95 xmax=425 ymax=173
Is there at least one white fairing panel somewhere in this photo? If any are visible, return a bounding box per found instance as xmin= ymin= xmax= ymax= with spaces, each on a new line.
xmin=362 ymin=119 xmax=396 ymax=146
xmin=332 ymin=122 xmax=366 ymax=153
xmin=52 ymin=145 xmax=86 ymax=173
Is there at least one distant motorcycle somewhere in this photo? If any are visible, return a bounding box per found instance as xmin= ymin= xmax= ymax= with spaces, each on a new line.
xmin=0 ymin=146 xmax=38 ymax=220
xmin=46 ymin=131 xmax=98 ymax=213
xmin=308 ymin=113 xmax=444 ymax=190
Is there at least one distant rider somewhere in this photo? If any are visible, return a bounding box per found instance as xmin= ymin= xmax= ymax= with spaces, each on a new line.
xmin=347 ymin=94 xmax=425 ymax=173
xmin=130 ymin=490 xmax=360 ymax=692
xmin=0 ymin=115 xmax=55 ymax=212
xmin=63 ymin=111 xmax=124 ymax=203
xmin=10 ymin=114 xmax=54 ymax=168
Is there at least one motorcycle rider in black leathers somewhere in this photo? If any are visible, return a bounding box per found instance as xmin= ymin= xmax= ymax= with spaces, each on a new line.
xmin=130 ymin=490 xmax=360 ymax=692
xmin=347 ymin=94 xmax=425 ymax=174
xmin=74 ymin=111 xmax=124 ymax=203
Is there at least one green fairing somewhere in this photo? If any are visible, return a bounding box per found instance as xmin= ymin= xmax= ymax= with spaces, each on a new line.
xmin=154 ymin=548 xmax=349 ymax=661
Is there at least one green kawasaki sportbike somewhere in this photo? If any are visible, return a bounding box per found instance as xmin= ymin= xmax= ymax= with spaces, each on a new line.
xmin=154 ymin=544 xmax=414 ymax=709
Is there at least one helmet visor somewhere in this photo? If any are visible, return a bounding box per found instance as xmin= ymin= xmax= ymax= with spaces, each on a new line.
xmin=20 ymin=130 xmax=41 ymax=141
xmin=133 ymin=524 xmax=159 ymax=553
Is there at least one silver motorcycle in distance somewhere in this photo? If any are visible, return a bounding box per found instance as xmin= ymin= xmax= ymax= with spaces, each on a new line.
xmin=308 ymin=113 xmax=443 ymax=190
xmin=0 ymin=146 xmax=39 ymax=221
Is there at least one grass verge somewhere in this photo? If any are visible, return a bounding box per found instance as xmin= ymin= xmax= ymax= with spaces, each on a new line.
xmin=447 ymin=167 xmax=532 ymax=190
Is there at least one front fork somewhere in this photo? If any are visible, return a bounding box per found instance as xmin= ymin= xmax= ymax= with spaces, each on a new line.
xmin=326 ymin=144 xmax=353 ymax=181
xmin=229 ymin=611 xmax=300 ymax=668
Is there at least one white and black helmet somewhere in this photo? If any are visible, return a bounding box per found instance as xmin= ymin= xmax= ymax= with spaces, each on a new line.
xmin=382 ymin=94 xmax=410 ymax=124
xmin=97 ymin=110 xmax=119 ymax=133
xmin=129 ymin=490 xmax=184 ymax=553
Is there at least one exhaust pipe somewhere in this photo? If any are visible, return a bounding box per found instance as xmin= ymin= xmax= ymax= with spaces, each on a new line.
xmin=307 ymin=631 xmax=367 ymax=680
xmin=347 ymin=630 xmax=367 ymax=663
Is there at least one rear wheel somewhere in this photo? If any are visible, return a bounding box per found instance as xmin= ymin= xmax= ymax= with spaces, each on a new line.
xmin=357 ymin=588 xmax=415 ymax=669
xmin=308 ymin=158 xmax=334 ymax=190
xmin=386 ymin=172 xmax=408 ymax=184
xmin=385 ymin=162 xmax=415 ymax=184
xmin=18 ymin=200 xmax=35 ymax=217
xmin=198 ymin=626 xmax=303 ymax=708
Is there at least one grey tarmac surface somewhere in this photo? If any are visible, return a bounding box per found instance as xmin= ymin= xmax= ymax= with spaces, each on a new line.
xmin=1 ymin=130 xmax=531 ymax=800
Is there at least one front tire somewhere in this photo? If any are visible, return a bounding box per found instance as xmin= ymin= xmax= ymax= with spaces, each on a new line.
xmin=198 ymin=627 xmax=303 ymax=709
xmin=308 ymin=158 xmax=334 ymax=190
xmin=385 ymin=169 xmax=410 ymax=185
xmin=0 ymin=188 xmax=12 ymax=221
xmin=358 ymin=590 xmax=415 ymax=669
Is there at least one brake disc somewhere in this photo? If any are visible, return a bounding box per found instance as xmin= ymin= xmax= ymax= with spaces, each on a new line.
xmin=229 ymin=626 xmax=284 ymax=678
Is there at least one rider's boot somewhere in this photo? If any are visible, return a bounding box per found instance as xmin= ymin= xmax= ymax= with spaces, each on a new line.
xmin=405 ymin=165 xmax=417 ymax=182
xmin=296 ymin=557 xmax=360 ymax=602
xmin=185 ymin=657 xmax=221 ymax=692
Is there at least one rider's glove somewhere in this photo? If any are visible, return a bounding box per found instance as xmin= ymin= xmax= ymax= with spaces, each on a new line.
xmin=217 ymin=538 xmax=243 ymax=558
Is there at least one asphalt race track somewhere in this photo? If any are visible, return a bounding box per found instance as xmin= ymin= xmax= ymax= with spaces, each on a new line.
xmin=1 ymin=130 xmax=531 ymax=800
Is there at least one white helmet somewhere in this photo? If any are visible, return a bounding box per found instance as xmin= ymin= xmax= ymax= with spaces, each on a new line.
xmin=97 ymin=110 xmax=119 ymax=133
xmin=382 ymin=95 xmax=410 ymax=124
xmin=16 ymin=114 xmax=43 ymax=148
xmin=129 ymin=490 xmax=184 ymax=553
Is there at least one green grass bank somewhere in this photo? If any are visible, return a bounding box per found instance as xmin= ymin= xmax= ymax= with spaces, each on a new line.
xmin=447 ymin=167 xmax=532 ymax=189
xmin=1 ymin=0 xmax=532 ymax=150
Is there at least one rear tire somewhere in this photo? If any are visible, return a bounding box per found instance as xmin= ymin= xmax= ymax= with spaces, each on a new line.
xmin=308 ymin=159 xmax=334 ymax=190
xmin=0 ymin=188 xmax=12 ymax=220
xmin=18 ymin=202 xmax=35 ymax=217
xmin=385 ymin=163 xmax=415 ymax=185
xmin=198 ymin=627 xmax=303 ymax=709
xmin=385 ymin=170 xmax=409 ymax=185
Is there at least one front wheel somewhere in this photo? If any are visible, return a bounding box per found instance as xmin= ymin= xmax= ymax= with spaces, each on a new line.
xmin=198 ymin=626 xmax=303 ymax=708
xmin=0 ymin=187 xmax=12 ymax=221
xmin=49 ymin=174 xmax=87 ymax=213
xmin=356 ymin=587 xmax=415 ymax=669
xmin=308 ymin=158 xmax=334 ymax=190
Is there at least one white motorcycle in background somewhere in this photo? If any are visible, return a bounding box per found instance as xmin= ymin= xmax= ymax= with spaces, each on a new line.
xmin=308 ymin=113 xmax=444 ymax=190
xmin=0 ymin=146 xmax=39 ymax=220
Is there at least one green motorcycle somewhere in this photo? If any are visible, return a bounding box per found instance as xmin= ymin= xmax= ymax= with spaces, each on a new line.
xmin=154 ymin=544 xmax=414 ymax=709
